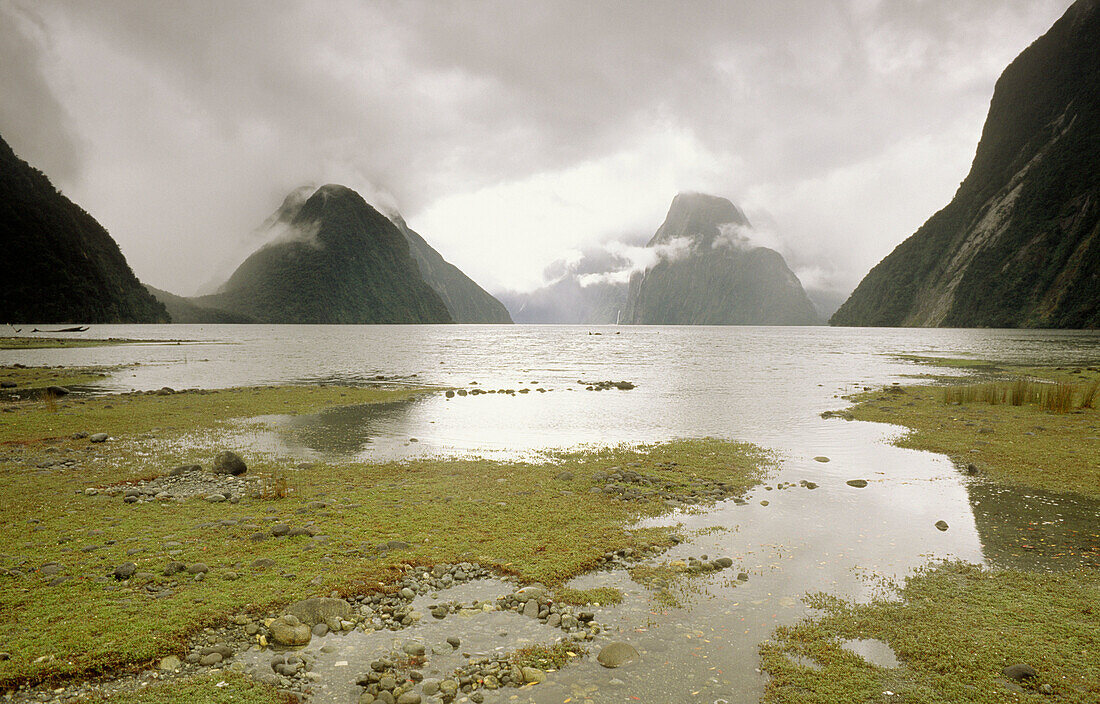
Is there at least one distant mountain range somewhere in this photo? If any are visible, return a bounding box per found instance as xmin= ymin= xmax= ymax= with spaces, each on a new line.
xmin=832 ymin=0 xmax=1100 ymax=328
xmin=502 ymin=193 xmax=819 ymax=326
xmin=157 ymin=184 xmax=511 ymax=324
xmin=1 ymin=133 xmax=168 ymax=324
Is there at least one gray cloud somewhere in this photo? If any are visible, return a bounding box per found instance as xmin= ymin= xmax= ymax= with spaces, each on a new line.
xmin=0 ymin=0 xmax=1072 ymax=297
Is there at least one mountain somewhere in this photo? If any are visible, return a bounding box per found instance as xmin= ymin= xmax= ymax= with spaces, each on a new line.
xmin=0 ymin=133 xmax=168 ymax=323
xmin=389 ymin=214 xmax=512 ymax=323
xmin=622 ymin=193 xmax=820 ymax=325
xmin=832 ymin=0 xmax=1100 ymax=328
xmin=499 ymin=277 xmax=628 ymax=324
xmin=194 ymin=185 xmax=452 ymax=324
xmin=144 ymin=285 xmax=252 ymax=324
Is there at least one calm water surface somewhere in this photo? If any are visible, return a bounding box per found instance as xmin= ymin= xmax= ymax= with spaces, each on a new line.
xmin=6 ymin=325 xmax=1100 ymax=703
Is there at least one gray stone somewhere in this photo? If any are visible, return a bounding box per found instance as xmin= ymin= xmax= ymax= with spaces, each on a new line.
xmin=396 ymin=692 xmax=421 ymax=704
xmin=597 ymin=642 xmax=638 ymax=668
xmin=521 ymin=667 xmax=547 ymax=683
xmin=311 ymin=623 xmax=329 ymax=637
xmin=270 ymin=614 xmax=311 ymax=646
xmin=46 ymin=386 xmax=70 ymax=396
xmin=271 ymin=524 xmax=290 ymax=537
xmin=935 ymin=520 xmax=949 ymax=531
xmin=199 ymin=652 xmax=223 ymax=666
xmin=715 ymin=557 xmax=734 ymax=568
xmin=845 ymin=479 xmax=868 ymax=488
xmin=523 ymin=599 xmax=539 ymax=617
xmin=205 ymin=493 xmax=226 ymax=503
xmin=169 ymin=464 xmax=201 ymax=476
xmin=113 ymin=562 xmax=137 ymax=580
xmin=251 ymin=558 xmax=276 ymax=569
xmin=421 ymin=679 xmax=440 ymax=695
xmin=438 ymin=680 xmax=458 ymax=696
xmin=402 ymin=641 xmax=426 ymax=657
xmin=164 ymin=561 xmax=186 ymax=576
xmin=212 ymin=450 xmax=247 ymax=476
xmin=89 ymin=433 xmax=109 ymax=443
xmin=286 ymin=597 xmax=352 ymax=626
xmin=158 ymin=655 xmax=181 ymax=671
xmin=186 ymin=562 xmax=209 ymax=574
xmin=1003 ymin=663 xmax=1037 ymax=680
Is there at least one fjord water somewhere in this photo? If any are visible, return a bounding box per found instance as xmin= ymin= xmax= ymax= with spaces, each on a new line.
xmin=8 ymin=325 xmax=1100 ymax=702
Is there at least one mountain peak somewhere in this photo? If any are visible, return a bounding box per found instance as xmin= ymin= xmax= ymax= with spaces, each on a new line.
xmin=651 ymin=192 xmax=750 ymax=247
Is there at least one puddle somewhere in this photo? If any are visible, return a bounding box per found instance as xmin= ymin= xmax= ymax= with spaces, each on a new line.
xmin=840 ymin=638 xmax=899 ymax=668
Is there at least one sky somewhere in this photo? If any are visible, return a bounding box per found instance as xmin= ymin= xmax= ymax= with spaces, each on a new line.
xmin=0 ymin=0 xmax=1074 ymax=306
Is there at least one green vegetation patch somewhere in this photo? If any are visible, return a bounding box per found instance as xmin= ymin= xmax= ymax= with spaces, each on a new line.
xmin=0 ymin=337 xmax=173 ymax=350
xmin=77 ymin=671 xmax=288 ymax=704
xmin=761 ymin=562 xmax=1100 ymax=703
xmin=1 ymin=365 xmax=118 ymax=393
xmin=0 ymin=384 xmax=428 ymax=444
xmin=554 ymin=586 xmax=623 ymax=606
xmin=0 ymin=426 xmax=770 ymax=686
xmin=845 ymin=364 xmax=1100 ymax=498
xmin=511 ymin=641 xmax=587 ymax=671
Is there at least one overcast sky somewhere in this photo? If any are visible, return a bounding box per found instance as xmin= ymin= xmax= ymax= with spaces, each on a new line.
xmin=0 ymin=0 xmax=1072 ymax=300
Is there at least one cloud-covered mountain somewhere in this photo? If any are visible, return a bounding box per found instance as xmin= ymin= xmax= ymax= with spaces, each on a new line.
xmin=622 ymin=193 xmax=821 ymax=325
xmin=193 ymin=185 xmax=452 ymax=324
xmin=832 ymin=0 xmax=1100 ymax=328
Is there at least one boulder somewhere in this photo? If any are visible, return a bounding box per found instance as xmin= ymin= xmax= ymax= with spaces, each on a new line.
xmin=212 ymin=450 xmax=247 ymax=476
xmin=285 ymin=597 xmax=352 ymax=626
xmin=270 ymin=614 xmax=312 ymax=646
xmin=597 ymin=642 xmax=638 ymax=668
xmin=1003 ymin=663 xmax=1037 ymax=680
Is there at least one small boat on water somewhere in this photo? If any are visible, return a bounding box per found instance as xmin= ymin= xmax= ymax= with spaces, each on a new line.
xmin=30 ymin=326 xmax=90 ymax=333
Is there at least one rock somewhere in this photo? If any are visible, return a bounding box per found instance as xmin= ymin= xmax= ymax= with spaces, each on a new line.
xmin=186 ymin=562 xmax=209 ymax=574
xmin=396 ymin=692 xmax=421 ymax=704
xmin=271 ymin=524 xmax=291 ymax=537
xmin=45 ymin=386 xmax=70 ymax=396
xmin=113 ymin=562 xmax=137 ymax=580
xmin=199 ymin=652 xmax=223 ymax=666
xmin=446 ymin=636 xmax=461 ymax=648
xmin=270 ymin=614 xmax=312 ymax=647
xmin=522 ymin=667 xmax=547 ymax=683
xmin=164 ymin=561 xmax=186 ymax=576
xmin=935 ymin=520 xmax=949 ymax=531
xmin=845 ymin=479 xmax=868 ymax=488
xmin=813 ymin=456 xmax=830 ymax=462
xmin=286 ymin=597 xmax=352 ymax=626
xmin=169 ymin=464 xmax=201 ymax=476
xmin=555 ymin=471 xmax=574 ymax=481
xmin=421 ymin=679 xmax=440 ymax=695
xmin=965 ymin=463 xmax=980 ymax=475
xmin=597 ymin=642 xmax=638 ymax=668
xmin=1003 ymin=663 xmax=1037 ymax=680
xmin=205 ymin=493 xmax=226 ymax=503
xmin=438 ymin=680 xmax=459 ymax=697
xmin=251 ymin=558 xmax=276 ymax=569
xmin=89 ymin=433 xmax=109 ymax=443
xmin=402 ymin=641 xmax=426 ymax=657
xmin=523 ymin=599 xmax=539 ymax=618
xmin=311 ymin=623 xmax=329 ymax=637
xmin=212 ymin=450 xmax=247 ymax=476
xmin=715 ymin=557 xmax=734 ymax=568
xmin=158 ymin=655 xmax=181 ymax=670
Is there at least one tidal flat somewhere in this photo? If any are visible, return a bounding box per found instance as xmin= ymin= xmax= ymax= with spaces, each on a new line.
xmin=759 ymin=359 xmax=1100 ymax=703
xmin=0 ymin=376 xmax=771 ymax=702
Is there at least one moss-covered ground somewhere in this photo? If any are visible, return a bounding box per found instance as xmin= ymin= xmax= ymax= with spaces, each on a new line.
xmin=0 ymin=337 xmax=174 ymax=350
xmin=761 ymin=562 xmax=1100 ymax=703
xmin=0 ymin=380 xmax=772 ymax=690
xmin=845 ymin=359 xmax=1100 ymax=498
xmin=1 ymin=365 xmax=118 ymax=393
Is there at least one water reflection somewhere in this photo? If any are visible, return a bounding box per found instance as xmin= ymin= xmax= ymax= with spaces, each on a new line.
xmin=968 ymin=480 xmax=1100 ymax=570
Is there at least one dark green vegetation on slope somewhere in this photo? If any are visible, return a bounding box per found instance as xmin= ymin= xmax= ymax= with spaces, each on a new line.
xmin=832 ymin=0 xmax=1100 ymax=328
xmin=0 ymin=134 xmax=168 ymax=324
xmin=143 ymin=286 xmax=252 ymax=324
xmin=390 ymin=214 xmax=512 ymax=323
xmin=0 ymin=379 xmax=771 ymax=686
xmin=194 ymin=185 xmax=452 ymax=324
xmin=624 ymin=193 xmax=820 ymax=325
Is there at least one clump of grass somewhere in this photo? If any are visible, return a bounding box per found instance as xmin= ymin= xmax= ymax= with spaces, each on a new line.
xmin=511 ymin=641 xmax=586 ymax=671
xmin=555 ymin=586 xmax=623 ymax=606
xmin=78 ymin=671 xmax=290 ymax=703
xmin=943 ymin=377 xmax=1096 ymax=413
xmin=261 ymin=469 xmax=289 ymax=499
